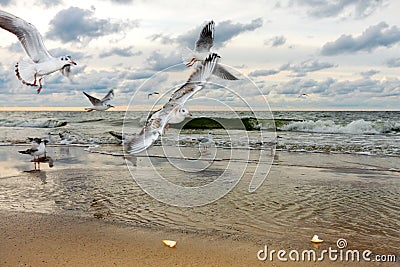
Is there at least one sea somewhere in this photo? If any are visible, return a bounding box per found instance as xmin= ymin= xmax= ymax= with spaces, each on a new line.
xmin=0 ymin=110 xmax=399 ymax=157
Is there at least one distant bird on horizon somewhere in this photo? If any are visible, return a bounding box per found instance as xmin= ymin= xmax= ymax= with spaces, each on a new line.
xmin=298 ymin=93 xmax=309 ymax=98
xmin=19 ymin=139 xmax=47 ymax=170
xmin=147 ymin=92 xmax=159 ymax=99
xmin=83 ymin=89 xmax=115 ymax=112
xmin=182 ymin=20 xmax=239 ymax=80
xmin=0 ymin=10 xmax=77 ymax=93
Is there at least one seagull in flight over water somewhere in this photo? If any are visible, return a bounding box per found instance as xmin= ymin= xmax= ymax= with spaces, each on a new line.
xmin=126 ymin=53 xmax=219 ymax=154
xmin=182 ymin=20 xmax=239 ymax=80
xmin=83 ymin=89 xmax=115 ymax=112
xmin=0 ymin=10 xmax=77 ymax=93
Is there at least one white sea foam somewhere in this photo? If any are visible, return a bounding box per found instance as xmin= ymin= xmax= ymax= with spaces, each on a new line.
xmin=281 ymin=119 xmax=399 ymax=134
xmin=0 ymin=119 xmax=67 ymax=128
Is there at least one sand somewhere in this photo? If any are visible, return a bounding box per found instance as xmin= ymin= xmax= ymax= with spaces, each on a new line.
xmin=2 ymin=211 xmax=388 ymax=267
xmin=0 ymin=145 xmax=399 ymax=266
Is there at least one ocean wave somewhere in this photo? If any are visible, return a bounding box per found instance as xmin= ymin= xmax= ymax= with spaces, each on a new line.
xmin=0 ymin=119 xmax=67 ymax=128
xmin=280 ymin=119 xmax=400 ymax=134
xmin=173 ymin=117 xmax=261 ymax=130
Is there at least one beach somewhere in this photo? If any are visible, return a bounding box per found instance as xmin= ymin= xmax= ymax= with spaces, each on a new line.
xmin=0 ymin=144 xmax=398 ymax=266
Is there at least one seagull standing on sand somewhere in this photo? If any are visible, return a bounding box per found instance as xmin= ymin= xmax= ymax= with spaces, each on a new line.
xmin=83 ymin=89 xmax=115 ymax=112
xmin=126 ymin=53 xmax=219 ymax=154
xmin=0 ymin=10 xmax=77 ymax=93
xmin=19 ymin=139 xmax=47 ymax=170
xmin=182 ymin=20 xmax=238 ymax=80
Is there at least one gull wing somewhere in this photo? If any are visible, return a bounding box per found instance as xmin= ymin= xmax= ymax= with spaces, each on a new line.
xmin=127 ymin=54 xmax=219 ymax=154
xmin=214 ymin=64 xmax=239 ymax=80
xmin=0 ymin=10 xmax=52 ymax=62
xmin=19 ymin=147 xmax=38 ymax=154
xmin=83 ymin=92 xmax=102 ymax=106
xmin=168 ymin=53 xmax=219 ymax=105
xmin=126 ymin=107 xmax=176 ymax=154
xmin=195 ymin=21 xmax=214 ymax=53
xmin=101 ymin=89 xmax=114 ymax=104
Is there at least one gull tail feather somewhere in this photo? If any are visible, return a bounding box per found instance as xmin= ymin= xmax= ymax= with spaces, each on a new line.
xmin=15 ymin=61 xmax=37 ymax=87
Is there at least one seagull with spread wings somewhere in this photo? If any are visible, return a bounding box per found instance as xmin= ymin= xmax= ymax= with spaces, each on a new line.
xmin=126 ymin=53 xmax=220 ymax=154
xmin=83 ymin=89 xmax=115 ymax=112
xmin=0 ymin=10 xmax=77 ymax=93
xmin=182 ymin=20 xmax=238 ymax=80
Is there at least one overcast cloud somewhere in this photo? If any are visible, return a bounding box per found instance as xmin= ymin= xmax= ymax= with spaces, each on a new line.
xmin=321 ymin=22 xmax=400 ymax=55
xmin=0 ymin=0 xmax=399 ymax=110
xmin=288 ymin=0 xmax=386 ymax=19
xmin=46 ymin=7 xmax=139 ymax=44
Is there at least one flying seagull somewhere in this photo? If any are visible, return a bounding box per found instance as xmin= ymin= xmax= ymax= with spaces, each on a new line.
xmin=298 ymin=93 xmax=309 ymax=98
xmin=0 ymin=10 xmax=77 ymax=93
xmin=83 ymin=89 xmax=115 ymax=112
xmin=19 ymin=139 xmax=47 ymax=170
xmin=182 ymin=20 xmax=239 ymax=80
xmin=147 ymin=92 xmax=159 ymax=99
xmin=126 ymin=53 xmax=219 ymax=154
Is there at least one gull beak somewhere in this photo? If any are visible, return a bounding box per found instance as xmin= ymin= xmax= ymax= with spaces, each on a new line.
xmin=111 ymin=105 xmax=115 ymax=108
xmin=188 ymin=113 xmax=192 ymax=116
xmin=69 ymin=61 xmax=77 ymax=65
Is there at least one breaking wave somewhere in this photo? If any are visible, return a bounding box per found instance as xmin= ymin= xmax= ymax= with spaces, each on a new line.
xmin=279 ymin=119 xmax=400 ymax=134
xmin=0 ymin=119 xmax=67 ymax=128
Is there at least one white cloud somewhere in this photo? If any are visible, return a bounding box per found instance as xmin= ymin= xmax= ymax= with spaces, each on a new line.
xmin=321 ymin=22 xmax=400 ymax=55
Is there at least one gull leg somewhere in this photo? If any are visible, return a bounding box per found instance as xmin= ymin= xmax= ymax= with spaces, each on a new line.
xmin=32 ymin=73 xmax=37 ymax=86
xmin=165 ymin=124 xmax=170 ymax=133
xmin=37 ymin=78 xmax=43 ymax=94
xmin=33 ymin=155 xmax=36 ymax=170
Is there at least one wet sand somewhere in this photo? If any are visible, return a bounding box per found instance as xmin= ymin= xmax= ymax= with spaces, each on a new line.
xmin=2 ymin=211 xmax=398 ymax=267
xmin=0 ymin=145 xmax=399 ymax=266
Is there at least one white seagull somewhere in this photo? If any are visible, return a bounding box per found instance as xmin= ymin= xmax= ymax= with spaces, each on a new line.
xmin=197 ymin=131 xmax=214 ymax=152
xmin=182 ymin=20 xmax=238 ymax=80
xmin=126 ymin=53 xmax=219 ymax=154
xmin=147 ymin=106 xmax=192 ymax=127
xmin=0 ymin=10 xmax=77 ymax=93
xmin=168 ymin=107 xmax=192 ymax=124
xmin=83 ymin=89 xmax=115 ymax=112
xmin=19 ymin=139 xmax=47 ymax=170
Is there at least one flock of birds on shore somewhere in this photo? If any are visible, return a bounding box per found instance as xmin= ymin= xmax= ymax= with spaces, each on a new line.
xmin=0 ymin=9 xmax=241 ymax=170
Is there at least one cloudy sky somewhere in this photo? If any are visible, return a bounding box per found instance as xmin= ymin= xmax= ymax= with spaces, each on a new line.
xmin=0 ymin=0 xmax=399 ymax=110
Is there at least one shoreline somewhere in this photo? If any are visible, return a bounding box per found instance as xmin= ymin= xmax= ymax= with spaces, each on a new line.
xmin=0 ymin=146 xmax=399 ymax=266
